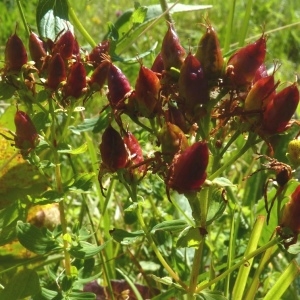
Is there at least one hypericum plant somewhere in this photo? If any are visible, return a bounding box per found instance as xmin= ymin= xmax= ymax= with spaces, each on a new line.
xmin=0 ymin=1 xmax=300 ymax=300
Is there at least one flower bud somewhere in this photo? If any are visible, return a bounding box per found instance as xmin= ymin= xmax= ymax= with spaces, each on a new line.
xmin=167 ymin=141 xmax=209 ymax=194
xmin=151 ymin=52 xmax=164 ymax=74
xmin=52 ymin=30 xmax=76 ymax=60
xmin=253 ymin=63 xmax=268 ymax=83
xmin=89 ymin=60 xmax=110 ymax=90
xmin=46 ymin=53 xmax=66 ymax=90
xmin=226 ymin=34 xmax=266 ymax=87
xmin=88 ymin=40 xmax=110 ymax=67
xmin=28 ymin=31 xmax=47 ymax=70
xmin=262 ymin=83 xmax=299 ymax=134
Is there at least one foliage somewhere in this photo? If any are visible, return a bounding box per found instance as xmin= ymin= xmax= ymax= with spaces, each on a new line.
xmin=0 ymin=1 xmax=300 ymax=299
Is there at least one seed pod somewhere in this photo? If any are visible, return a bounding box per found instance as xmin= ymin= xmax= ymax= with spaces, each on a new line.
xmin=161 ymin=23 xmax=186 ymax=70
xmin=5 ymin=32 xmax=28 ymax=72
xmin=63 ymin=61 xmax=86 ymax=99
xmin=287 ymin=139 xmax=300 ymax=167
xmin=135 ymin=64 xmax=161 ymax=118
xmin=107 ymin=63 xmax=132 ymax=108
xmin=253 ymin=63 xmax=268 ymax=83
xmin=167 ymin=141 xmax=209 ymax=194
xmin=89 ymin=60 xmax=110 ymax=90
xmin=166 ymin=105 xmax=190 ymax=133
xmin=46 ymin=53 xmax=66 ymax=90
xmin=151 ymin=52 xmax=164 ymax=74
xmin=88 ymin=40 xmax=110 ymax=67
xmin=226 ymin=34 xmax=266 ymax=87
xmin=99 ymin=125 xmax=128 ymax=172
xmin=279 ymin=185 xmax=300 ymax=247
xmin=262 ymin=83 xmax=299 ymax=134
xmin=159 ymin=122 xmax=189 ymax=163
xmin=195 ymin=23 xmax=223 ymax=80
xmin=52 ymin=30 xmax=75 ymax=60
xmin=178 ymin=53 xmax=210 ymax=119
xmin=28 ymin=31 xmax=47 ymax=70
xmin=14 ymin=110 xmax=39 ymax=153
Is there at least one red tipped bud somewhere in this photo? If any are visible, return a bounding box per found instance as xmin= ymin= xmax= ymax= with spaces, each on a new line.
xmin=151 ymin=52 xmax=164 ymax=74
xmin=14 ymin=110 xmax=39 ymax=153
xmin=28 ymin=31 xmax=47 ymax=70
xmin=88 ymin=40 xmax=110 ymax=67
xmin=99 ymin=125 xmax=128 ymax=172
xmin=89 ymin=60 xmax=110 ymax=90
xmin=52 ymin=30 xmax=76 ymax=60
xmin=161 ymin=23 xmax=186 ymax=70
xmin=253 ymin=63 xmax=268 ymax=83
xmin=5 ymin=33 xmax=28 ymax=72
xmin=226 ymin=34 xmax=266 ymax=87
xmin=195 ymin=23 xmax=223 ymax=80
xmin=167 ymin=141 xmax=209 ymax=194
xmin=135 ymin=64 xmax=161 ymax=118
xmin=262 ymin=83 xmax=299 ymax=134
xmin=46 ymin=53 xmax=66 ymax=90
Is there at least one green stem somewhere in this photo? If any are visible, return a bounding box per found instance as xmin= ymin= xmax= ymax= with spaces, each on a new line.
xmin=196 ymin=236 xmax=281 ymax=293
xmin=223 ymin=0 xmax=236 ymax=54
xmin=16 ymin=0 xmax=30 ymax=36
xmin=159 ymin=0 xmax=174 ymax=24
xmin=136 ymin=203 xmax=188 ymax=291
xmin=67 ymin=0 xmax=97 ymax=47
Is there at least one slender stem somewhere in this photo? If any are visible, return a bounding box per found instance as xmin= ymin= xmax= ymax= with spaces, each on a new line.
xmin=136 ymin=203 xmax=188 ymax=291
xmin=67 ymin=0 xmax=97 ymax=47
xmin=16 ymin=0 xmax=30 ymax=36
xmin=223 ymin=0 xmax=236 ymax=54
xmin=159 ymin=0 xmax=174 ymax=24
xmin=195 ymin=236 xmax=281 ymax=292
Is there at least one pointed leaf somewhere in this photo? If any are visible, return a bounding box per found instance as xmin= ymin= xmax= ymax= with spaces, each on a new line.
xmin=69 ymin=241 xmax=109 ymax=259
xmin=110 ymin=228 xmax=144 ymax=244
xmin=151 ymin=219 xmax=188 ymax=234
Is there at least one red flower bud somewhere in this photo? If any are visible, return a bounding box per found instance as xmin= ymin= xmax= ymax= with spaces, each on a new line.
xmin=28 ymin=31 xmax=47 ymax=70
xmin=99 ymin=125 xmax=128 ymax=172
xmin=14 ymin=110 xmax=39 ymax=153
xmin=226 ymin=34 xmax=266 ymax=87
xmin=253 ymin=63 xmax=268 ymax=83
xmin=89 ymin=60 xmax=110 ymax=90
xmin=46 ymin=53 xmax=66 ymax=90
xmin=5 ymin=32 xmax=28 ymax=72
xmin=52 ymin=30 xmax=76 ymax=60
xmin=151 ymin=52 xmax=164 ymax=74
xmin=63 ymin=61 xmax=86 ymax=99
xmin=195 ymin=23 xmax=223 ymax=80
xmin=135 ymin=64 xmax=161 ymax=118
xmin=178 ymin=53 xmax=210 ymax=119
xmin=161 ymin=23 xmax=186 ymax=70
xmin=167 ymin=141 xmax=209 ymax=194
xmin=262 ymin=83 xmax=299 ymax=134
xmin=107 ymin=63 xmax=132 ymax=108
xmin=88 ymin=40 xmax=110 ymax=67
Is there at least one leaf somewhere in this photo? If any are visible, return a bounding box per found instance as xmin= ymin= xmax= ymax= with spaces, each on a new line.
xmin=16 ymin=221 xmax=61 ymax=254
xmin=110 ymin=228 xmax=144 ymax=245
xmin=0 ymin=81 xmax=16 ymax=100
xmin=0 ymin=269 xmax=40 ymax=300
xmin=176 ymin=226 xmax=202 ymax=248
xmin=212 ymin=177 xmax=235 ymax=187
xmin=33 ymin=288 xmax=60 ymax=300
xmin=198 ymin=289 xmax=228 ymax=300
xmin=36 ymin=0 xmax=73 ymax=41
xmin=57 ymin=143 xmax=88 ymax=155
xmin=34 ymin=190 xmax=64 ymax=204
xmin=68 ymin=291 xmax=96 ymax=300
xmin=151 ymin=219 xmax=188 ymax=234
xmin=69 ymin=241 xmax=108 ymax=259
xmin=66 ymin=173 xmax=95 ymax=192
xmin=206 ymin=188 xmax=227 ymax=225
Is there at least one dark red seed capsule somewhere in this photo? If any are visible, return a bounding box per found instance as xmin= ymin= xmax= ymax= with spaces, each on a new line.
xmin=167 ymin=141 xmax=209 ymax=194
xmin=135 ymin=64 xmax=161 ymax=118
xmin=226 ymin=34 xmax=266 ymax=87
xmin=107 ymin=63 xmax=132 ymax=108
xmin=46 ymin=53 xmax=66 ymax=90
xmin=52 ymin=30 xmax=76 ymax=60
xmin=151 ymin=52 xmax=164 ymax=74
xmin=161 ymin=23 xmax=186 ymax=70
xmin=88 ymin=40 xmax=110 ymax=67
xmin=14 ymin=110 xmax=39 ymax=152
xmin=100 ymin=125 xmax=128 ymax=172
xmin=5 ymin=33 xmax=28 ymax=72
xmin=89 ymin=60 xmax=110 ymax=90
xmin=63 ymin=61 xmax=86 ymax=99
xmin=253 ymin=63 xmax=268 ymax=83
xmin=262 ymin=83 xmax=299 ymax=134
xmin=28 ymin=31 xmax=47 ymax=70
xmin=195 ymin=23 xmax=223 ymax=80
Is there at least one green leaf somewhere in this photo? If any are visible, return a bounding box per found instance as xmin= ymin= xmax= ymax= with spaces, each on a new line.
xmin=151 ymin=219 xmax=188 ymax=234
xmin=34 ymin=190 xmax=64 ymax=204
xmin=16 ymin=221 xmax=61 ymax=254
xmin=0 ymin=269 xmax=40 ymax=300
xmin=66 ymin=173 xmax=95 ymax=192
xmin=57 ymin=143 xmax=88 ymax=155
xmin=130 ymin=6 xmax=148 ymax=27
xmin=69 ymin=241 xmax=108 ymax=259
xmin=68 ymin=290 xmax=96 ymax=300
xmin=0 ymin=81 xmax=16 ymax=100
xmin=33 ymin=288 xmax=60 ymax=300
xmin=212 ymin=177 xmax=235 ymax=187
xmin=110 ymin=228 xmax=144 ymax=245
xmin=36 ymin=0 xmax=73 ymax=41
xmin=176 ymin=226 xmax=202 ymax=248
xmin=198 ymin=289 xmax=228 ymax=300
xmin=206 ymin=188 xmax=227 ymax=225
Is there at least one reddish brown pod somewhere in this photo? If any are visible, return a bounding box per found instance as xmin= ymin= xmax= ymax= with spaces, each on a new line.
xmin=151 ymin=52 xmax=164 ymax=74
xmin=63 ymin=61 xmax=87 ymax=99
xmin=89 ymin=60 xmax=110 ymax=90
xmin=28 ymin=31 xmax=47 ymax=70
xmin=253 ymin=63 xmax=268 ymax=83
xmin=166 ymin=141 xmax=209 ymax=196
xmin=135 ymin=64 xmax=161 ymax=118
xmin=107 ymin=62 xmax=132 ymax=108
xmin=46 ymin=53 xmax=66 ymax=90
xmin=278 ymin=185 xmax=300 ymax=248
xmin=14 ymin=110 xmax=39 ymax=154
xmin=99 ymin=125 xmax=128 ymax=173
xmin=195 ymin=22 xmax=223 ymax=80
xmin=161 ymin=23 xmax=186 ymax=70
xmin=52 ymin=30 xmax=76 ymax=60
xmin=262 ymin=83 xmax=299 ymax=134
xmin=226 ymin=34 xmax=266 ymax=87
xmin=178 ymin=53 xmax=210 ymax=120
xmin=5 ymin=32 xmax=28 ymax=72
xmin=88 ymin=40 xmax=110 ymax=67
